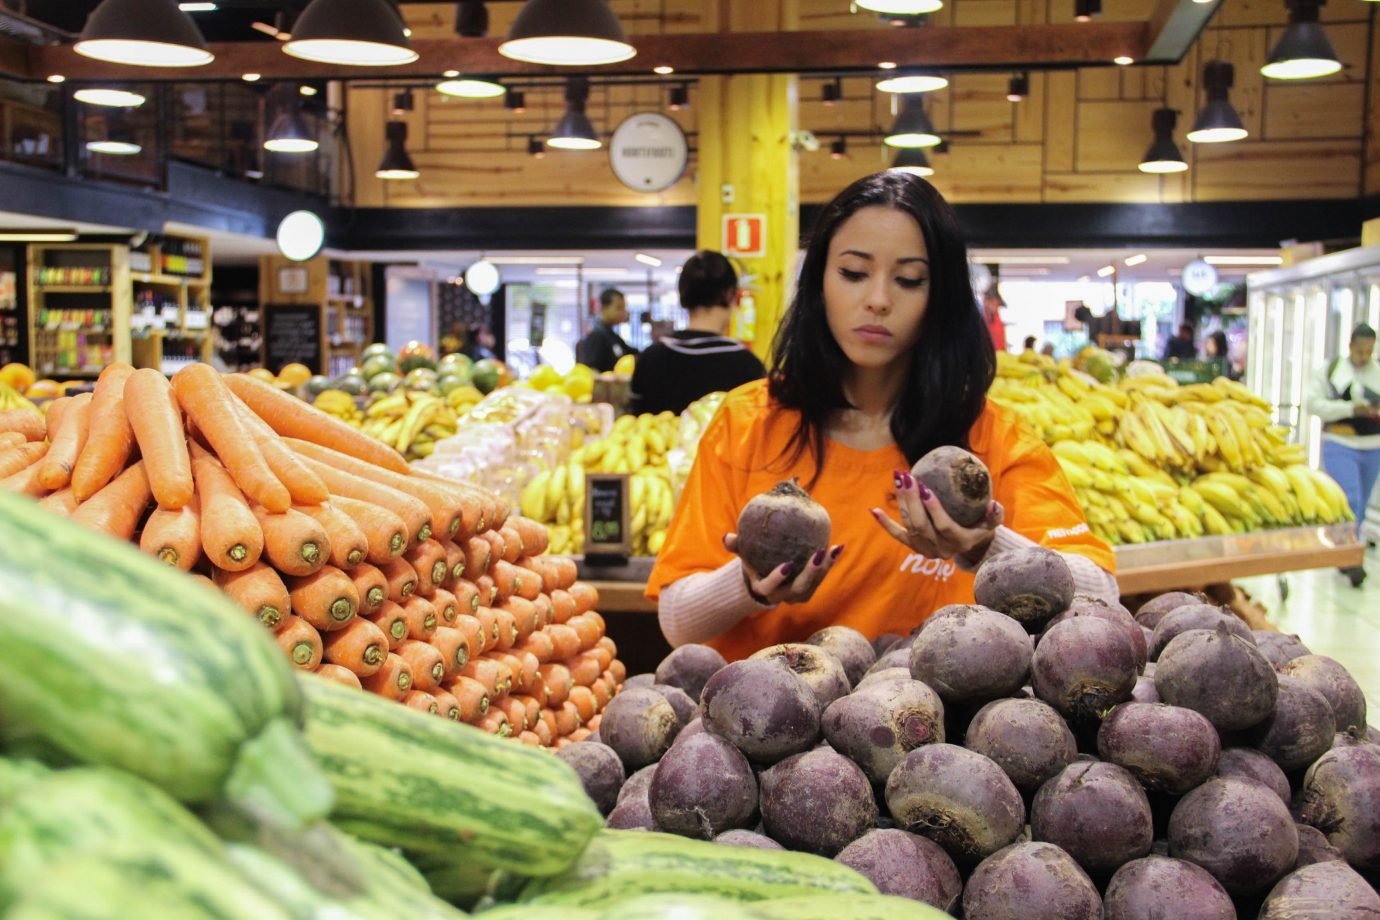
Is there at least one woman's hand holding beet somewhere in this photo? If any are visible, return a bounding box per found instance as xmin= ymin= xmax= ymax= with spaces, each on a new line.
xmin=872 ymin=469 xmax=1002 ymax=564
xmin=723 ymin=533 xmax=844 ymax=607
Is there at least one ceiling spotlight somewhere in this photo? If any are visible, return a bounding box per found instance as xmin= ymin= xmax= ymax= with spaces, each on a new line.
xmin=283 ymin=0 xmax=418 ymax=66
xmin=830 ymin=137 xmax=848 ymax=159
xmin=635 ymin=252 xmax=662 ymax=267
xmin=264 ymin=106 xmax=319 ymax=153
xmin=822 ymin=78 xmax=843 ymax=105
xmin=505 ymin=90 xmax=527 ymax=112
xmin=1006 ymin=72 xmax=1029 ymax=102
xmin=668 ymin=84 xmax=690 ymax=111
xmin=75 ymin=0 xmax=214 ymax=67
xmin=1097 ymin=265 xmax=1117 ymax=277
xmin=456 ymin=1 xmax=489 ymax=37
xmin=878 ymin=61 xmax=899 ymax=70
xmin=1114 ymin=55 xmax=1135 ymax=65
xmin=500 ymin=0 xmax=636 ymax=66
xmin=548 ymin=76 xmax=602 ymax=150
xmin=876 ymin=71 xmax=948 ymax=93
xmin=1075 ymin=0 xmax=1101 ymax=21
xmin=1188 ymin=60 xmax=1248 ymax=143
xmin=179 ymin=2 xmax=217 ymax=10
xmin=889 ymin=147 xmax=934 ymax=176
xmin=392 ymin=89 xmax=415 ymax=115
xmin=528 ymin=136 xmax=546 ymax=158
xmin=855 ymin=0 xmax=944 ymax=14
xmin=1262 ymin=0 xmax=1342 ymax=80
xmin=299 ymin=85 xmax=318 ymax=96
xmin=242 ymin=73 xmax=262 ymax=82
xmin=437 ymin=77 xmax=506 ymax=98
xmin=376 ymin=121 xmax=419 ymax=180
xmin=653 ymin=65 xmax=675 ymax=75
xmin=885 ymin=96 xmax=941 ymax=148
xmin=74 ymin=87 xmax=146 ymax=108
xmin=1124 ymin=253 xmax=1148 ymax=266
xmin=46 ymin=75 xmax=66 ymax=84
xmin=1138 ymin=107 xmax=1188 ymax=173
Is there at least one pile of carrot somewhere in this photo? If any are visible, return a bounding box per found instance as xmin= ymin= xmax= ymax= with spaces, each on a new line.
xmin=0 ymin=363 xmax=625 ymax=746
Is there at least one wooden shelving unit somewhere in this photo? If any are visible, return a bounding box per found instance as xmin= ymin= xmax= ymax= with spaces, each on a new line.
xmin=259 ymin=254 xmax=374 ymax=377
xmin=27 ymin=243 xmax=131 ymax=378
xmin=129 ymin=234 xmax=214 ymax=375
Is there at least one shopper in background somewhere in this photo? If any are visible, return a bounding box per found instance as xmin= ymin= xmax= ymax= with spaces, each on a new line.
xmin=629 ymin=251 xmax=766 ymax=416
xmin=575 ymin=288 xmax=635 ymax=372
xmin=1307 ymin=322 xmax=1380 ymax=587
xmin=981 ymin=289 xmax=1007 ymax=352
xmin=1022 ymin=335 xmax=1038 ymax=353
xmin=1164 ymin=323 xmax=1197 ymax=361
xmin=648 ymin=171 xmax=1115 ymax=658
xmin=1204 ymin=330 xmax=1239 ymax=380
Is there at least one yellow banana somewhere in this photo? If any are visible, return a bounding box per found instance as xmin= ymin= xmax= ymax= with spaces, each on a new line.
xmin=1177 ymin=484 xmax=1208 ymax=518
xmin=546 ymin=463 xmax=569 ymax=516
xmin=1215 ymin=403 xmax=1260 ymax=467
xmin=1203 ymin=408 xmax=1244 ymax=472
xmin=648 ymin=530 xmax=666 ymax=555
xmin=1202 ymin=505 xmax=1233 ymax=535
xmin=1212 ymin=376 xmax=1273 ymax=410
xmin=1283 ymin=464 xmax=1321 ymax=522
xmin=521 ymin=471 xmax=552 ymax=521
xmin=1057 ymin=458 xmax=1093 ymax=489
xmin=569 ymin=462 xmax=586 ymax=514
xmin=1189 ymin=480 xmax=1249 ymax=520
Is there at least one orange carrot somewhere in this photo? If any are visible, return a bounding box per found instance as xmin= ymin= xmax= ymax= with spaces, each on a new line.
xmin=38 ymin=488 xmax=78 ymax=515
xmin=539 ymin=663 xmax=573 ymax=707
xmin=190 ymin=447 xmax=263 ymax=572
xmin=315 ymin=663 xmax=363 ymax=690
xmin=499 ymin=597 xmax=539 ymax=642
xmin=288 ymin=565 xmax=359 ymax=633
xmin=123 ymin=370 xmax=194 ymax=510
xmin=430 ymin=625 xmax=472 ymax=677
xmin=553 ymin=557 xmax=579 ymax=590
xmin=485 ymin=654 xmax=519 ymax=697
xmin=380 ymin=557 xmax=418 ymax=603
xmin=553 ymin=701 xmax=580 ymax=737
xmin=608 ymin=658 xmax=627 ymax=684
xmin=516 ymin=730 xmax=541 ymax=747
xmin=215 ymin=562 xmax=291 ymax=631
xmin=431 ymin=587 xmax=459 ymax=626
xmin=475 ymin=575 xmax=498 ymax=608
xmin=498 ymin=695 xmax=529 ymax=732
xmin=397 ymin=639 xmax=446 ymax=693
xmin=226 ymin=372 xmax=410 ymax=474
xmin=547 ymin=624 xmax=583 ymax=663
xmin=518 ymin=629 xmax=555 ymax=665
xmin=400 ymin=595 xmax=439 ymax=641
xmin=590 ymin=677 xmax=614 ymax=711
xmin=39 ymin=391 xmax=92 ymax=491
xmin=569 ymin=581 xmax=599 ymax=615
xmin=439 ymin=539 xmax=466 ymax=586
xmin=331 ymin=495 xmax=408 ymax=565
xmin=592 ymin=636 xmax=617 ymax=671
xmin=508 ymin=650 xmax=541 ymax=695
xmin=296 ymin=502 xmax=368 ymax=569
xmin=350 ymin=562 xmax=388 ymax=614
xmin=550 ymin=589 xmax=578 ymax=625
xmin=462 ymin=536 xmax=492 ymax=580
xmin=71 ymin=363 xmax=135 ymax=500
xmin=537 ymin=707 xmax=559 ymax=739
xmin=513 ymin=563 xmax=543 ymax=602
xmin=478 ymin=710 xmax=510 ymax=737
xmin=567 ymin=728 xmax=592 ymax=745
xmin=432 ymin=688 xmax=462 ymax=721
xmin=366 ymin=600 xmax=410 ymax=651
xmin=230 ymin=394 xmax=330 ymax=505
xmin=362 ymin=652 xmax=413 ymax=701
xmin=405 ymin=539 xmax=448 ymax=598
xmin=460 ymin=658 xmax=504 ymax=697
xmin=524 ymin=556 xmax=560 ymax=596
xmin=253 ymin=504 xmax=328 ymax=577
xmin=473 ymin=606 xmax=499 ymax=654
xmin=531 ymin=718 xmax=554 ymax=748
xmin=567 ymin=651 xmax=602 ymax=688
xmin=403 ymin=691 xmax=439 ymax=715
xmin=0 ymin=441 xmax=46 ymax=481
xmin=172 ymin=365 xmax=289 ymax=512
xmin=498 ymin=524 xmax=525 ymax=563
xmin=450 ymin=614 xmax=483 ymax=667
xmin=491 ymin=607 xmax=518 ymax=651
xmin=405 ymin=467 xmax=496 ymax=534
xmin=0 ymin=408 xmax=45 ymax=442
xmin=70 ymin=461 xmax=150 ymax=539
xmin=0 ymin=451 xmax=50 ymax=497
xmin=276 ymin=615 xmax=323 ymax=670
xmin=298 ymin=455 xmax=432 ymax=547
xmin=568 ymin=685 xmax=597 ymax=724
xmin=480 ymin=531 xmax=506 ymax=571
xmin=0 ymin=431 xmax=24 ymax=451
xmin=140 ymin=495 xmax=203 ymax=570
xmin=445 ymin=675 xmax=491 ymax=723
xmin=533 ymin=594 xmax=555 ymax=631
xmin=515 ymin=695 xmax=543 ymax=732
xmin=321 ymin=615 xmax=388 ymax=677
xmin=452 ymin=580 xmax=481 ymax=618
xmin=567 ymin=613 xmax=605 ymax=652
xmin=507 ymin=516 xmax=549 ymax=556
xmin=490 ymin=559 xmax=522 ymax=601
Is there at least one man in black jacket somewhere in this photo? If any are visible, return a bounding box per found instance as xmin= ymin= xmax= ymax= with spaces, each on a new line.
xmin=576 ymin=288 xmax=635 ymax=372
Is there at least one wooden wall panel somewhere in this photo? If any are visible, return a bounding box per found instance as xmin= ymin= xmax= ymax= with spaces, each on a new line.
xmin=1192 ymin=140 xmax=1362 ymax=200
xmin=1077 ymin=100 xmax=1162 ymax=172
xmin=930 ymin=143 xmax=1045 ymax=201
xmin=1263 ymin=83 xmax=1365 ymax=141
xmin=1366 ymin=11 xmax=1380 ymax=195
xmin=1044 ymin=171 xmax=1174 ymax=202
xmin=1044 ymin=71 xmax=1079 ymax=174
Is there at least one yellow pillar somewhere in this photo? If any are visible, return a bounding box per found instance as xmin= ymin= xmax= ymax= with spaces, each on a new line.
xmin=695 ymin=1 xmax=799 ymax=366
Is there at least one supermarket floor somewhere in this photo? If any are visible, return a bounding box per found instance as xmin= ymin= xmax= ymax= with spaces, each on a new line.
xmin=1237 ymin=543 xmax=1380 ymax=708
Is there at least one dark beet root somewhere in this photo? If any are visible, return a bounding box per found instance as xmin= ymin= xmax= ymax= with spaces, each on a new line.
xmin=822 ymin=678 xmax=944 ymax=785
xmin=855 ymin=667 xmax=911 ymax=690
xmin=1253 ymin=630 xmax=1311 ymax=669
xmin=962 ymin=842 xmax=1102 ymax=920
xmin=648 ymin=732 xmax=757 ymax=839
xmin=759 ymin=747 xmax=877 ymax=856
xmin=1031 ymin=761 xmax=1154 ymax=877
xmin=1168 ymin=776 xmax=1299 ymax=896
xmin=674 ymin=718 xmax=706 ymax=745
xmin=973 ymin=547 xmax=1075 ymax=632
xmin=713 ymin=829 xmax=782 ymax=850
xmin=650 ymin=684 xmax=698 ymax=728
xmin=884 ymin=743 xmax=1025 ymax=866
xmin=748 ymin=643 xmax=851 ymax=709
xmin=623 ymin=673 xmax=656 ymax=690
xmin=1279 ymin=655 xmax=1368 ymax=734
xmin=872 ymin=632 xmax=907 ymax=657
xmin=1045 ymin=595 xmax=1147 ymax=671
xmin=964 ymin=698 xmax=1077 ymax=796
xmin=871 ymin=646 xmax=912 ymax=674
xmin=1148 ymin=604 xmax=1253 ymax=661
xmin=908 ymin=604 xmax=1033 ymax=705
xmin=1155 ymin=625 xmax=1278 ymax=733
xmin=735 ymin=479 xmax=831 ymax=577
xmin=910 ymin=445 xmax=992 ymax=528
xmin=605 ymin=795 xmax=657 ymax=830
xmin=1032 ymin=617 xmax=1138 ymax=724
xmin=1216 ymin=747 xmax=1292 ymax=805
xmin=806 ymin=626 xmax=876 ymax=687
xmin=700 ymin=659 xmax=820 ymax=764
xmin=1097 ymin=702 xmax=1220 ymax=795
xmin=1130 ymin=675 xmax=1160 ymax=704
xmin=1133 ymin=591 xmax=1202 ymax=630
xmin=618 ymin=764 xmax=657 ymax=805
xmin=835 ymin=829 xmax=962 ymax=912
xmin=553 ymin=741 xmax=626 ymax=816
xmin=599 ymin=687 xmax=682 ymax=769
xmin=1253 ymin=675 xmax=1337 ymax=773
xmin=655 ymin=644 xmax=727 ymax=703
xmin=1260 ymin=861 xmax=1380 ymax=918
xmin=1103 ymin=855 xmax=1235 ymax=920
xmin=1297 ymin=745 xmax=1380 ymax=875
xmin=1294 ymin=823 xmax=1345 ymax=868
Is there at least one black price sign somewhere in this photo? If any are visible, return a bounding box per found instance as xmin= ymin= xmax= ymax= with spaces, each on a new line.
xmin=263 ymin=304 xmax=322 ymax=374
xmin=585 ymin=473 xmax=632 ymax=560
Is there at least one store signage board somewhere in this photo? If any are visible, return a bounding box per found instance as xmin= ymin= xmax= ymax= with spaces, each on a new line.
xmin=585 ymin=472 xmax=632 ymax=563
xmin=609 ymin=113 xmax=689 ymax=193
xmin=1182 ymin=260 xmax=1219 ymax=297
xmin=724 ymin=214 xmax=766 ymax=258
xmin=263 ymin=304 xmax=322 ymax=374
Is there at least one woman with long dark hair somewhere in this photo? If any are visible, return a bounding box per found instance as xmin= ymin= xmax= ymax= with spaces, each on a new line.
xmin=647 ymin=171 xmax=1115 ymax=658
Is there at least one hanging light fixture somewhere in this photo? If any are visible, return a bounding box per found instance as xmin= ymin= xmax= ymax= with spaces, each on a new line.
xmin=547 ymin=76 xmax=602 ymax=150
xmin=73 ymin=87 xmax=146 ymax=108
xmin=1006 ymin=72 xmax=1030 ymax=102
xmin=75 ymin=0 xmax=214 ymax=67
xmin=456 ymin=1 xmax=489 ymax=37
xmin=437 ymin=76 xmax=506 ymax=98
xmin=885 ymin=96 xmax=942 ymax=148
xmin=1187 ymin=61 xmax=1248 ymax=143
xmin=890 ymin=147 xmax=934 ymax=177
xmin=876 ymin=71 xmax=949 ymax=94
xmin=500 ymin=0 xmax=636 ymax=66
xmin=1075 ymin=0 xmax=1101 ymax=21
xmin=283 ymin=0 xmax=418 ymax=66
xmin=528 ymin=136 xmax=547 ymax=158
xmin=264 ymin=106 xmax=319 ymax=153
xmin=505 ymin=90 xmax=527 ymax=112
xmin=855 ymin=0 xmax=944 ymax=15
xmin=822 ymin=78 xmax=843 ymax=105
xmin=376 ymin=121 xmax=419 ymax=180
xmin=1138 ymin=107 xmax=1188 ymax=173
xmin=1261 ymin=0 xmax=1342 ymax=80
xmin=668 ymin=84 xmax=690 ymax=111
xmin=830 ymin=137 xmax=848 ymax=160
xmin=392 ymin=89 xmax=415 ymax=115
xmin=87 ymin=115 xmax=142 ymax=155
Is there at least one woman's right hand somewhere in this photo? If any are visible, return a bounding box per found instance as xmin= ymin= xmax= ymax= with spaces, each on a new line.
xmin=723 ymin=534 xmax=844 ymax=607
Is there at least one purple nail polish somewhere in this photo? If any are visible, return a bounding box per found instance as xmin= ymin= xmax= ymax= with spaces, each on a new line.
xmin=902 ymin=472 xmax=915 ymax=490
xmin=831 ymin=544 xmax=845 ymax=559
xmin=780 ymin=562 xmax=797 ymax=578
xmin=812 ymin=549 xmax=827 ymax=566
xmin=918 ymin=481 xmax=933 ymax=500
xmin=893 ymin=470 xmax=903 ymax=488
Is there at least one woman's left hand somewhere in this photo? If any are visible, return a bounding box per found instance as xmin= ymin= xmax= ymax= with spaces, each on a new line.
xmin=872 ymin=469 xmax=1004 ymax=565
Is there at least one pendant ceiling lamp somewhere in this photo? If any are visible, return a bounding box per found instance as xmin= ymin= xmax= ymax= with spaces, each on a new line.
xmin=437 ymin=76 xmax=506 ymax=98
xmin=87 ymin=116 xmax=141 ymax=155
xmin=265 ymin=107 xmax=319 ymax=153
xmin=74 ymin=87 xmax=146 ymax=108
xmin=884 ymin=96 xmax=942 ymax=148
xmin=75 ymin=0 xmax=213 ymax=67
xmin=1187 ymin=61 xmax=1248 ymax=143
xmin=376 ymin=121 xmax=419 ymax=180
xmin=1138 ymin=107 xmax=1188 ymax=173
xmin=500 ymin=0 xmax=636 ymax=66
xmin=890 ymin=147 xmax=935 ymax=176
xmin=547 ymin=77 xmax=602 ymax=150
xmin=1006 ymin=72 xmax=1030 ymax=102
xmin=855 ymin=0 xmax=944 ymax=14
xmin=284 ymin=0 xmax=419 ymax=66
xmin=456 ymin=1 xmax=489 ymax=37
xmin=876 ymin=71 xmax=949 ymax=94
xmin=1261 ymin=0 xmax=1341 ymax=79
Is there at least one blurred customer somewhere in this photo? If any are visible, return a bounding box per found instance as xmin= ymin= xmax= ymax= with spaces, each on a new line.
xmin=982 ymin=290 xmax=1007 ymax=352
xmin=1205 ymin=330 xmax=1240 ymax=380
xmin=1163 ymin=323 xmax=1197 ymax=361
xmin=1041 ymin=342 xmax=1056 ymax=358
xmin=576 ymin=288 xmax=635 ymax=372
xmin=1022 ymin=335 xmax=1038 ymax=353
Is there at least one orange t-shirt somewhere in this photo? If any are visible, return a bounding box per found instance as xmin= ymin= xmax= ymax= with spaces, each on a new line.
xmin=646 ymin=379 xmax=1115 ymax=661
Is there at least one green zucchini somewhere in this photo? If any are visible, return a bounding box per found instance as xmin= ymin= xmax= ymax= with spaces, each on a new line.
xmin=0 ymin=757 xmax=49 ymax=808
xmin=0 ymin=491 xmax=331 ymax=831
xmin=517 ymin=830 xmax=878 ymax=908
xmin=420 ymin=860 xmax=507 ymax=910
xmin=474 ymin=908 xmax=598 ymax=920
xmin=298 ymin=673 xmax=602 ymax=875
xmin=753 ymin=894 xmax=953 ymax=920
xmin=595 ymin=893 xmax=766 ymax=919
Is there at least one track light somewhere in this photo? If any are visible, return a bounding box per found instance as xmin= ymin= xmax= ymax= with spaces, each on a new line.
xmin=829 ymin=137 xmax=848 ymax=160
xmin=547 ymin=76 xmax=601 ymax=150
xmin=1138 ymin=107 xmax=1188 ymax=173
xmin=392 ymin=89 xmax=414 ymax=115
xmin=668 ymin=84 xmax=690 ymax=111
xmin=456 ymin=1 xmax=489 ymax=37
xmin=885 ymin=96 xmax=941 ymax=148
xmin=1075 ymin=0 xmax=1101 ymax=21
xmin=1187 ymin=61 xmax=1248 ymax=143
xmin=437 ymin=76 xmax=506 ymax=98
xmin=500 ymin=0 xmax=636 ymax=66
xmin=1262 ymin=0 xmax=1342 ymax=80
xmin=75 ymin=0 xmax=213 ymax=67
xmin=265 ymin=106 xmax=319 ymax=153
xmin=855 ymin=0 xmax=944 ymax=14
xmin=890 ymin=147 xmax=934 ymax=177
xmin=822 ymin=78 xmax=843 ymax=105
xmin=1006 ymin=72 xmax=1029 ymax=102
xmin=376 ymin=121 xmax=419 ymax=180
xmin=505 ymin=90 xmax=527 ymax=112
xmin=283 ymin=0 xmax=418 ymax=66
xmin=528 ymin=136 xmax=546 ymax=158
xmin=875 ymin=71 xmax=948 ymax=94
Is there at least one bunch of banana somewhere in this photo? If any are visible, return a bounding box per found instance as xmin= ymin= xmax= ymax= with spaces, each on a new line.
xmin=573 ymin=412 xmax=680 ymax=477
xmin=361 ymin=391 xmax=460 ymax=461
xmin=519 ymin=454 xmax=676 ymax=556
xmin=989 ymin=359 xmax=1124 ymax=442
xmin=0 ymin=383 xmax=35 ymax=412
xmin=446 ymin=385 xmax=484 ymax=418
xmin=312 ymin=389 xmax=364 ymax=428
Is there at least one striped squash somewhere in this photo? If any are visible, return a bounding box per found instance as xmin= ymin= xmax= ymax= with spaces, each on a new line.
xmin=0 ymin=491 xmax=330 ymax=830
xmin=755 ymin=894 xmax=954 ymax=919
xmin=298 ymin=673 xmax=602 ymax=876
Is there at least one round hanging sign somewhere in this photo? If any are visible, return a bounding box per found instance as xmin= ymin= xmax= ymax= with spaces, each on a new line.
xmin=1181 ymin=259 xmax=1220 ymax=297
xmin=609 ymin=113 xmax=689 ymax=193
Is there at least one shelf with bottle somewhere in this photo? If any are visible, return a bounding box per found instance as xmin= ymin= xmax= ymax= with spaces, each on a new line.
xmin=34 ymin=265 xmax=112 ymax=288
xmin=33 ymin=326 xmax=114 ymax=377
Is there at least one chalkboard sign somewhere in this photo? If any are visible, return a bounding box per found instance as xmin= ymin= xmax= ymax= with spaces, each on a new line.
xmin=584 ymin=472 xmax=632 ymax=561
xmin=263 ymin=304 xmax=322 ymax=374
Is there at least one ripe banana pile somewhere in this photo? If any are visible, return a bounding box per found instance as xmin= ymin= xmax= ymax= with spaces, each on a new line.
xmin=359 ymin=391 xmax=461 ymax=461
xmin=520 ymin=412 xmax=680 ymax=557
xmin=312 ymin=390 xmax=365 ymax=427
xmin=0 ymin=383 xmax=35 ymax=412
